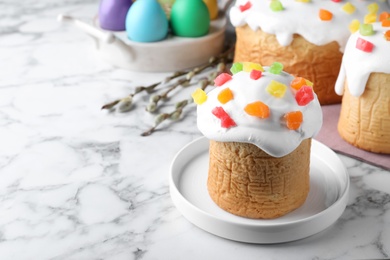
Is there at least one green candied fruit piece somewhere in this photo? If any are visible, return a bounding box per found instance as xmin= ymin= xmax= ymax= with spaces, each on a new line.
xmin=270 ymin=0 xmax=284 ymax=12
xmin=269 ymin=62 xmax=284 ymax=74
xmin=230 ymin=62 xmax=243 ymax=74
xmin=359 ymin=23 xmax=374 ymax=36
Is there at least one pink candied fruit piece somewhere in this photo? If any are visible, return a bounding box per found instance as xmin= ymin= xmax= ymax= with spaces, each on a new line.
xmin=250 ymin=70 xmax=262 ymax=80
xmin=331 ymin=0 xmax=342 ymax=2
xmin=214 ymin=73 xmax=232 ymax=87
xmin=295 ymin=86 xmax=314 ymax=106
xmin=356 ymin=37 xmax=374 ymax=52
xmin=212 ymin=106 xmax=237 ymax=128
xmin=239 ymin=1 xmax=252 ymax=12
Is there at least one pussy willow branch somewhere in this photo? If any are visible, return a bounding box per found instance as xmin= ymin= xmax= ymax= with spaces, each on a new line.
xmin=101 ymin=44 xmax=234 ymax=111
xmin=140 ymin=56 xmax=231 ymax=136
xmin=101 ymin=70 xmax=187 ymax=110
xmin=141 ymin=76 xmax=213 ymax=137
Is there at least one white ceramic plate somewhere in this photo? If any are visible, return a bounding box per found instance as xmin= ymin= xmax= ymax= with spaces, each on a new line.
xmin=169 ymin=137 xmax=350 ymax=244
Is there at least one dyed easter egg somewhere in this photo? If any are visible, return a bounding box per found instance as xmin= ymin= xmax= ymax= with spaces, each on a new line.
xmin=203 ymin=0 xmax=218 ymax=20
xmin=170 ymin=0 xmax=210 ymax=37
xmin=99 ymin=0 xmax=132 ymax=31
xmin=125 ymin=0 xmax=169 ymax=42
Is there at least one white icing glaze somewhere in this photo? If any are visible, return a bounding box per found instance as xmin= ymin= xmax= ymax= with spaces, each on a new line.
xmin=230 ymin=0 xmax=390 ymax=52
xmin=335 ymin=22 xmax=390 ymax=97
xmin=196 ymin=67 xmax=323 ymax=157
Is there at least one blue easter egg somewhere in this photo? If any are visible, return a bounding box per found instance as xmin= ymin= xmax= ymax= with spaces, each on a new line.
xmin=125 ymin=0 xmax=169 ymax=42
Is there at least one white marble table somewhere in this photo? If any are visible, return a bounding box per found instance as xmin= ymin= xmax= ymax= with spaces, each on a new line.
xmin=1 ymin=1 xmax=389 ymax=259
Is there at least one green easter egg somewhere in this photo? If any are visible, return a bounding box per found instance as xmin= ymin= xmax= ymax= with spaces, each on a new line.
xmin=170 ymin=0 xmax=210 ymax=37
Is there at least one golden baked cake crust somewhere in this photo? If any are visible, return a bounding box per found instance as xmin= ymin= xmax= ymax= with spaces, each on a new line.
xmin=207 ymin=139 xmax=311 ymax=219
xmin=234 ymin=25 xmax=343 ymax=105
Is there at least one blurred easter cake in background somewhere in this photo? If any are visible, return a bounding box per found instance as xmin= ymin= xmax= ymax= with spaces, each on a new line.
xmin=229 ymin=0 xmax=390 ymax=105
xmin=335 ymin=20 xmax=390 ymax=154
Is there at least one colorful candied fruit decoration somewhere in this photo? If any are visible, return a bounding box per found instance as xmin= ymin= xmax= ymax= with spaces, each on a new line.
xmin=217 ymin=88 xmax=234 ymax=104
xmin=230 ymin=62 xmax=243 ymax=74
xmin=250 ymin=70 xmax=262 ymax=80
xmin=214 ymin=73 xmax=232 ymax=86
xmin=295 ymin=0 xmax=311 ymax=2
xmin=270 ymin=0 xmax=284 ymax=12
xmin=192 ymin=88 xmax=208 ymax=105
xmin=342 ymin=3 xmax=356 ymax=15
xmin=266 ymin=80 xmax=287 ymax=98
xmin=284 ymin=111 xmax=303 ymax=130
xmin=269 ymin=62 xmax=283 ymax=74
xmin=359 ymin=23 xmax=374 ymax=36
xmin=349 ymin=19 xmax=360 ymax=33
xmin=385 ymin=30 xmax=390 ymax=41
xmin=239 ymin=1 xmax=252 ymax=12
xmin=319 ymin=9 xmax=333 ymax=21
xmin=295 ymin=86 xmax=314 ymax=106
xmin=364 ymin=13 xmax=377 ymax=24
xmin=367 ymin=3 xmax=379 ymax=14
xmin=243 ymin=62 xmax=264 ymax=72
xmin=290 ymin=77 xmax=312 ymax=90
xmin=244 ymin=101 xmax=270 ymax=119
xmin=331 ymin=0 xmax=342 ymax=2
xmin=356 ymin=37 xmax=374 ymax=52
xmin=212 ymin=106 xmax=236 ymax=128
xmin=379 ymin=12 xmax=390 ymax=22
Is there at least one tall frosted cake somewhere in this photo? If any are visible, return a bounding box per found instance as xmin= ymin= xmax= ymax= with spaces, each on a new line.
xmin=192 ymin=62 xmax=323 ymax=219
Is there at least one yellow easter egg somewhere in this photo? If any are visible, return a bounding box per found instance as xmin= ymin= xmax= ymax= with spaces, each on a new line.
xmin=203 ymin=0 xmax=218 ymax=20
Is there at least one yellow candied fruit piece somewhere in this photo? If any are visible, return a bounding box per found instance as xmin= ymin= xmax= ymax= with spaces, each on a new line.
xmin=364 ymin=13 xmax=377 ymax=24
xmin=266 ymin=80 xmax=287 ymax=98
xmin=217 ymin=88 xmax=234 ymax=104
xmin=367 ymin=3 xmax=379 ymax=14
xmin=305 ymin=79 xmax=313 ymax=87
xmin=342 ymin=2 xmax=356 ymax=14
xmin=243 ymin=62 xmax=265 ymax=72
xmin=295 ymin=0 xmax=311 ymax=2
xmin=349 ymin=19 xmax=360 ymax=33
xmin=191 ymin=88 xmax=207 ymax=105
xmin=244 ymin=101 xmax=270 ymax=119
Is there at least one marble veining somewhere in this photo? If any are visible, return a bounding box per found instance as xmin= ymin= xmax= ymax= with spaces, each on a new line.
xmin=0 ymin=0 xmax=389 ymax=259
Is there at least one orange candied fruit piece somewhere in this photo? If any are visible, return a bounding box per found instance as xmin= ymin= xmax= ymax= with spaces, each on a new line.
xmin=284 ymin=111 xmax=303 ymax=130
xmin=319 ymin=9 xmax=333 ymax=21
xmin=383 ymin=19 xmax=390 ymax=27
xmin=379 ymin=11 xmax=390 ymax=22
xmin=385 ymin=30 xmax=390 ymax=41
xmin=290 ymin=77 xmax=307 ymax=90
xmin=244 ymin=101 xmax=270 ymax=119
xmin=290 ymin=77 xmax=313 ymax=90
xmin=217 ymin=88 xmax=234 ymax=104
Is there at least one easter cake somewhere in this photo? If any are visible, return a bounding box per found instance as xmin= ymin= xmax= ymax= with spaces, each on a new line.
xmin=335 ymin=19 xmax=390 ymax=154
xmin=192 ymin=62 xmax=323 ymax=219
xmin=229 ymin=0 xmax=390 ymax=105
